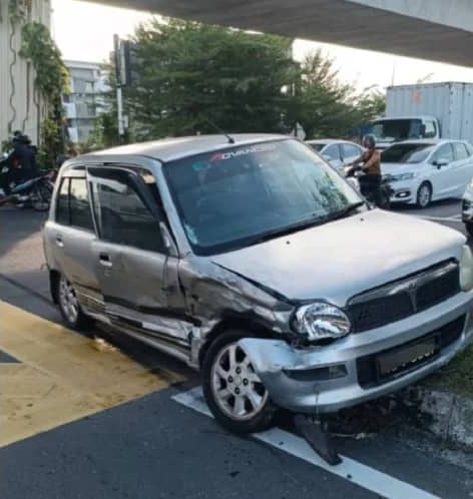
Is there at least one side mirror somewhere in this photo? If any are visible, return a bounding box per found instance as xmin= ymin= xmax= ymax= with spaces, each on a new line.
xmin=434 ymin=158 xmax=449 ymax=168
xmin=322 ymin=154 xmax=332 ymax=162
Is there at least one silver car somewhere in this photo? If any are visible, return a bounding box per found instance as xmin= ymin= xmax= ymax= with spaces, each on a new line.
xmin=306 ymin=139 xmax=364 ymax=171
xmin=43 ymin=134 xmax=473 ymax=434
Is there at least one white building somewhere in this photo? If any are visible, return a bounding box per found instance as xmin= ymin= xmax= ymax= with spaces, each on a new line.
xmin=0 ymin=0 xmax=51 ymax=146
xmin=63 ymin=60 xmax=109 ymax=144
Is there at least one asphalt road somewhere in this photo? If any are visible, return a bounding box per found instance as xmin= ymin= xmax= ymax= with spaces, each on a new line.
xmin=1 ymin=201 xmax=473 ymax=499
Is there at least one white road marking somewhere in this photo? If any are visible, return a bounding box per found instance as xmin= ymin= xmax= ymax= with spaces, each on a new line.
xmin=173 ymin=387 xmax=442 ymax=499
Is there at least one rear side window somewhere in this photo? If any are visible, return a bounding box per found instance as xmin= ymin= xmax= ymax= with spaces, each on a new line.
xmin=55 ymin=176 xmax=94 ymax=231
xmin=90 ymin=172 xmax=164 ymax=253
xmin=453 ymin=142 xmax=469 ymax=161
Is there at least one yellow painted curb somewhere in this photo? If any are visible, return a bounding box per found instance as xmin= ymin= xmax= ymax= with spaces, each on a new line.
xmin=0 ymin=302 xmax=184 ymax=447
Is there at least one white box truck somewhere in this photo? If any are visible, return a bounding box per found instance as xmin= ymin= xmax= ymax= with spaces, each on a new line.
xmin=371 ymin=82 xmax=473 ymax=149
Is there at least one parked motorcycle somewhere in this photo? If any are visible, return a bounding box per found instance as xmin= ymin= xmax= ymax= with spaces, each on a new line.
xmin=344 ymin=165 xmax=393 ymax=210
xmin=0 ymin=161 xmax=54 ymax=211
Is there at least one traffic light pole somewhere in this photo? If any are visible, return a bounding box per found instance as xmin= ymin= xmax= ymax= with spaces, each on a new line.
xmin=114 ymin=34 xmax=125 ymax=142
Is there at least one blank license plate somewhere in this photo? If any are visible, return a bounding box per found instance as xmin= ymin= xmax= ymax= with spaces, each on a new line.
xmin=377 ymin=338 xmax=438 ymax=377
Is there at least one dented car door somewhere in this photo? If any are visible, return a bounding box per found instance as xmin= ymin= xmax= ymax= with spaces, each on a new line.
xmin=87 ymin=166 xmax=191 ymax=353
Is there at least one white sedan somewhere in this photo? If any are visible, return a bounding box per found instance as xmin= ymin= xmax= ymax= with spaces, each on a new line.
xmin=306 ymin=139 xmax=364 ymax=171
xmin=381 ymin=139 xmax=473 ymax=208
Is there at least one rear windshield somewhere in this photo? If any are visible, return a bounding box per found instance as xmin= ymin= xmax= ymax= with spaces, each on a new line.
xmin=164 ymin=139 xmax=361 ymax=255
xmin=381 ymin=143 xmax=435 ymax=164
xmin=308 ymin=143 xmax=326 ymax=152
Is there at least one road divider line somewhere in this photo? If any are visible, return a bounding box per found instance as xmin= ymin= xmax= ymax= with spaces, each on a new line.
xmin=173 ymin=387 xmax=442 ymax=499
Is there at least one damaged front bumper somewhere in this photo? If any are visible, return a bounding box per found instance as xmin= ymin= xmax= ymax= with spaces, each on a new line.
xmin=238 ymin=292 xmax=473 ymax=414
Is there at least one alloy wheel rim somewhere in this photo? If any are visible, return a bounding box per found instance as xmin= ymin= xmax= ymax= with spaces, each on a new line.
xmin=59 ymin=277 xmax=79 ymax=324
xmin=211 ymin=343 xmax=268 ymax=421
xmin=419 ymin=186 xmax=430 ymax=207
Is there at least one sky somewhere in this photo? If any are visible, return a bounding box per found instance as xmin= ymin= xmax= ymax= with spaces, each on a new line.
xmin=52 ymin=0 xmax=473 ymax=92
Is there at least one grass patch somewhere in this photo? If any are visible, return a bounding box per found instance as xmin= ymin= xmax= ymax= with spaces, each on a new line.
xmin=424 ymin=343 xmax=473 ymax=398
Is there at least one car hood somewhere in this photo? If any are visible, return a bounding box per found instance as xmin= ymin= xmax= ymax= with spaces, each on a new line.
xmin=382 ymin=162 xmax=422 ymax=176
xmin=211 ymin=210 xmax=465 ymax=306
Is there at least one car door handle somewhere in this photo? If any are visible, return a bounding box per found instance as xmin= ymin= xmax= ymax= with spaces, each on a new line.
xmin=55 ymin=234 xmax=64 ymax=248
xmin=99 ymin=253 xmax=113 ymax=268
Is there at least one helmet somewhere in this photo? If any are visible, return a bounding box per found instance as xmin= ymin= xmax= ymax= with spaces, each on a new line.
xmin=363 ymin=134 xmax=376 ymax=149
xmin=19 ymin=134 xmax=31 ymax=145
xmin=12 ymin=130 xmax=22 ymax=142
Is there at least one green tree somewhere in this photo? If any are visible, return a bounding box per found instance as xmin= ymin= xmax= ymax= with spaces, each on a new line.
xmin=352 ymin=88 xmax=386 ymax=123
xmin=126 ymin=18 xmax=298 ymax=139
xmin=292 ymin=50 xmax=357 ymax=139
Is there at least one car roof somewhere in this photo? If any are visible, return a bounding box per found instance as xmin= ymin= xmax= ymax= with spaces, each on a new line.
xmin=389 ymin=139 xmax=465 ymax=147
xmin=306 ymin=139 xmax=359 ymax=145
xmin=82 ymin=134 xmax=286 ymax=163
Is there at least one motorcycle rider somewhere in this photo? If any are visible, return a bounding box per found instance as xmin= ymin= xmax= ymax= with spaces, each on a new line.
xmin=347 ymin=134 xmax=382 ymax=202
xmin=1 ymin=132 xmax=39 ymax=197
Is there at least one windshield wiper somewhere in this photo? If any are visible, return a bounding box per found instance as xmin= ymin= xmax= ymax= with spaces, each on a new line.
xmin=326 ymin=201 xmax=366 ymax=221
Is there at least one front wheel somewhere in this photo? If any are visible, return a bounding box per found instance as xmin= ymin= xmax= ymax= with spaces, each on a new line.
xmin=31 ymin=180 xmax=52 ymax=212
xmin=202 ymin=331 xmax=276 ymax=434
xmin=416 ymin=182 xmax=432 ymax=209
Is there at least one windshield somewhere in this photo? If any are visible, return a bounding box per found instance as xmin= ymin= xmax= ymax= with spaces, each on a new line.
xmin=164 ymin=139 xmax=362 ymax=255
xmin=308 ymin=142 xmax=326 ymax=152
xmin=372 ymin=119 xmax=422 ymax=143
xmin=381 ymin=143 xmax=435 ymax=164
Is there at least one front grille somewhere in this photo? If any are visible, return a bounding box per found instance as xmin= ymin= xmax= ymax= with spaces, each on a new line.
xmin=417 ymin=268 xmax=459 ymax=311
xmin=357 ymin=315 xmax=465 ymax=389
xmin=348 ymin=262 xmax=460 ymax=333
xmin=349 ymin=293 xmax=413 ymax=332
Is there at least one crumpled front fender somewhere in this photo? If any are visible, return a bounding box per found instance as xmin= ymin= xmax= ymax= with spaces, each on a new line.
xmin=237 ymin=338 xmax=323 ymax=414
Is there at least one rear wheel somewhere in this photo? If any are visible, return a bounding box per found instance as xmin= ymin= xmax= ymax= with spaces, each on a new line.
xmin=416 ymin=182 xmax=432 ymax=209
xmin=57 ymin=275 xmax=92 ymax=331
xmin=202 ymin=330 xmax=276 ymax=434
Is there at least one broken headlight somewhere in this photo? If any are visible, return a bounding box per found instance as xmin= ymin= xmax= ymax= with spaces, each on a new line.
xmin=460 ymin=245 xmax=473 ymax=292
xmin=293 ymin=302 xmax=351 ymax=341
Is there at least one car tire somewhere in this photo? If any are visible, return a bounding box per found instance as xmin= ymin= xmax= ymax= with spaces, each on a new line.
xmin=466 ymin=223 xmax=473 ymax=238
xmin=416 ymin=182 xmax=432 ymax=209
xmin=57 ymin=274 xmax=92 ymax=331
xmin=202 ymin=330 xmax=276 ymax=434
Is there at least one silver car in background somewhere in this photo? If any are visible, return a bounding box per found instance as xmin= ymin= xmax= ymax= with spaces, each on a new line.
xmin=43 ymin=134 xmax=473 ymax=434
xmin=306 ymin=139 xmax=364 ymax=171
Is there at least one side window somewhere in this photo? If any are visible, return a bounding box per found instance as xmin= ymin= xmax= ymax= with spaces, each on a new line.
xmin=56 ymin=178 xmax=70 ymax=225
xmin=91 ymin=172 xmax=164 ymax=253
xmin=69 ymin=178 xmax=94 ymax=231
xmin=424 ymin=121 xmax=437 ymax=139
xmin=342 ymin=144 xmax=362 ymax=159
xmin=453 ymin=142 xmax=469 ymax=161
xmin=432 ymin=143 xmax=454 ymax=164
xmin=324 ymin=144 xmax=340 ymax=161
